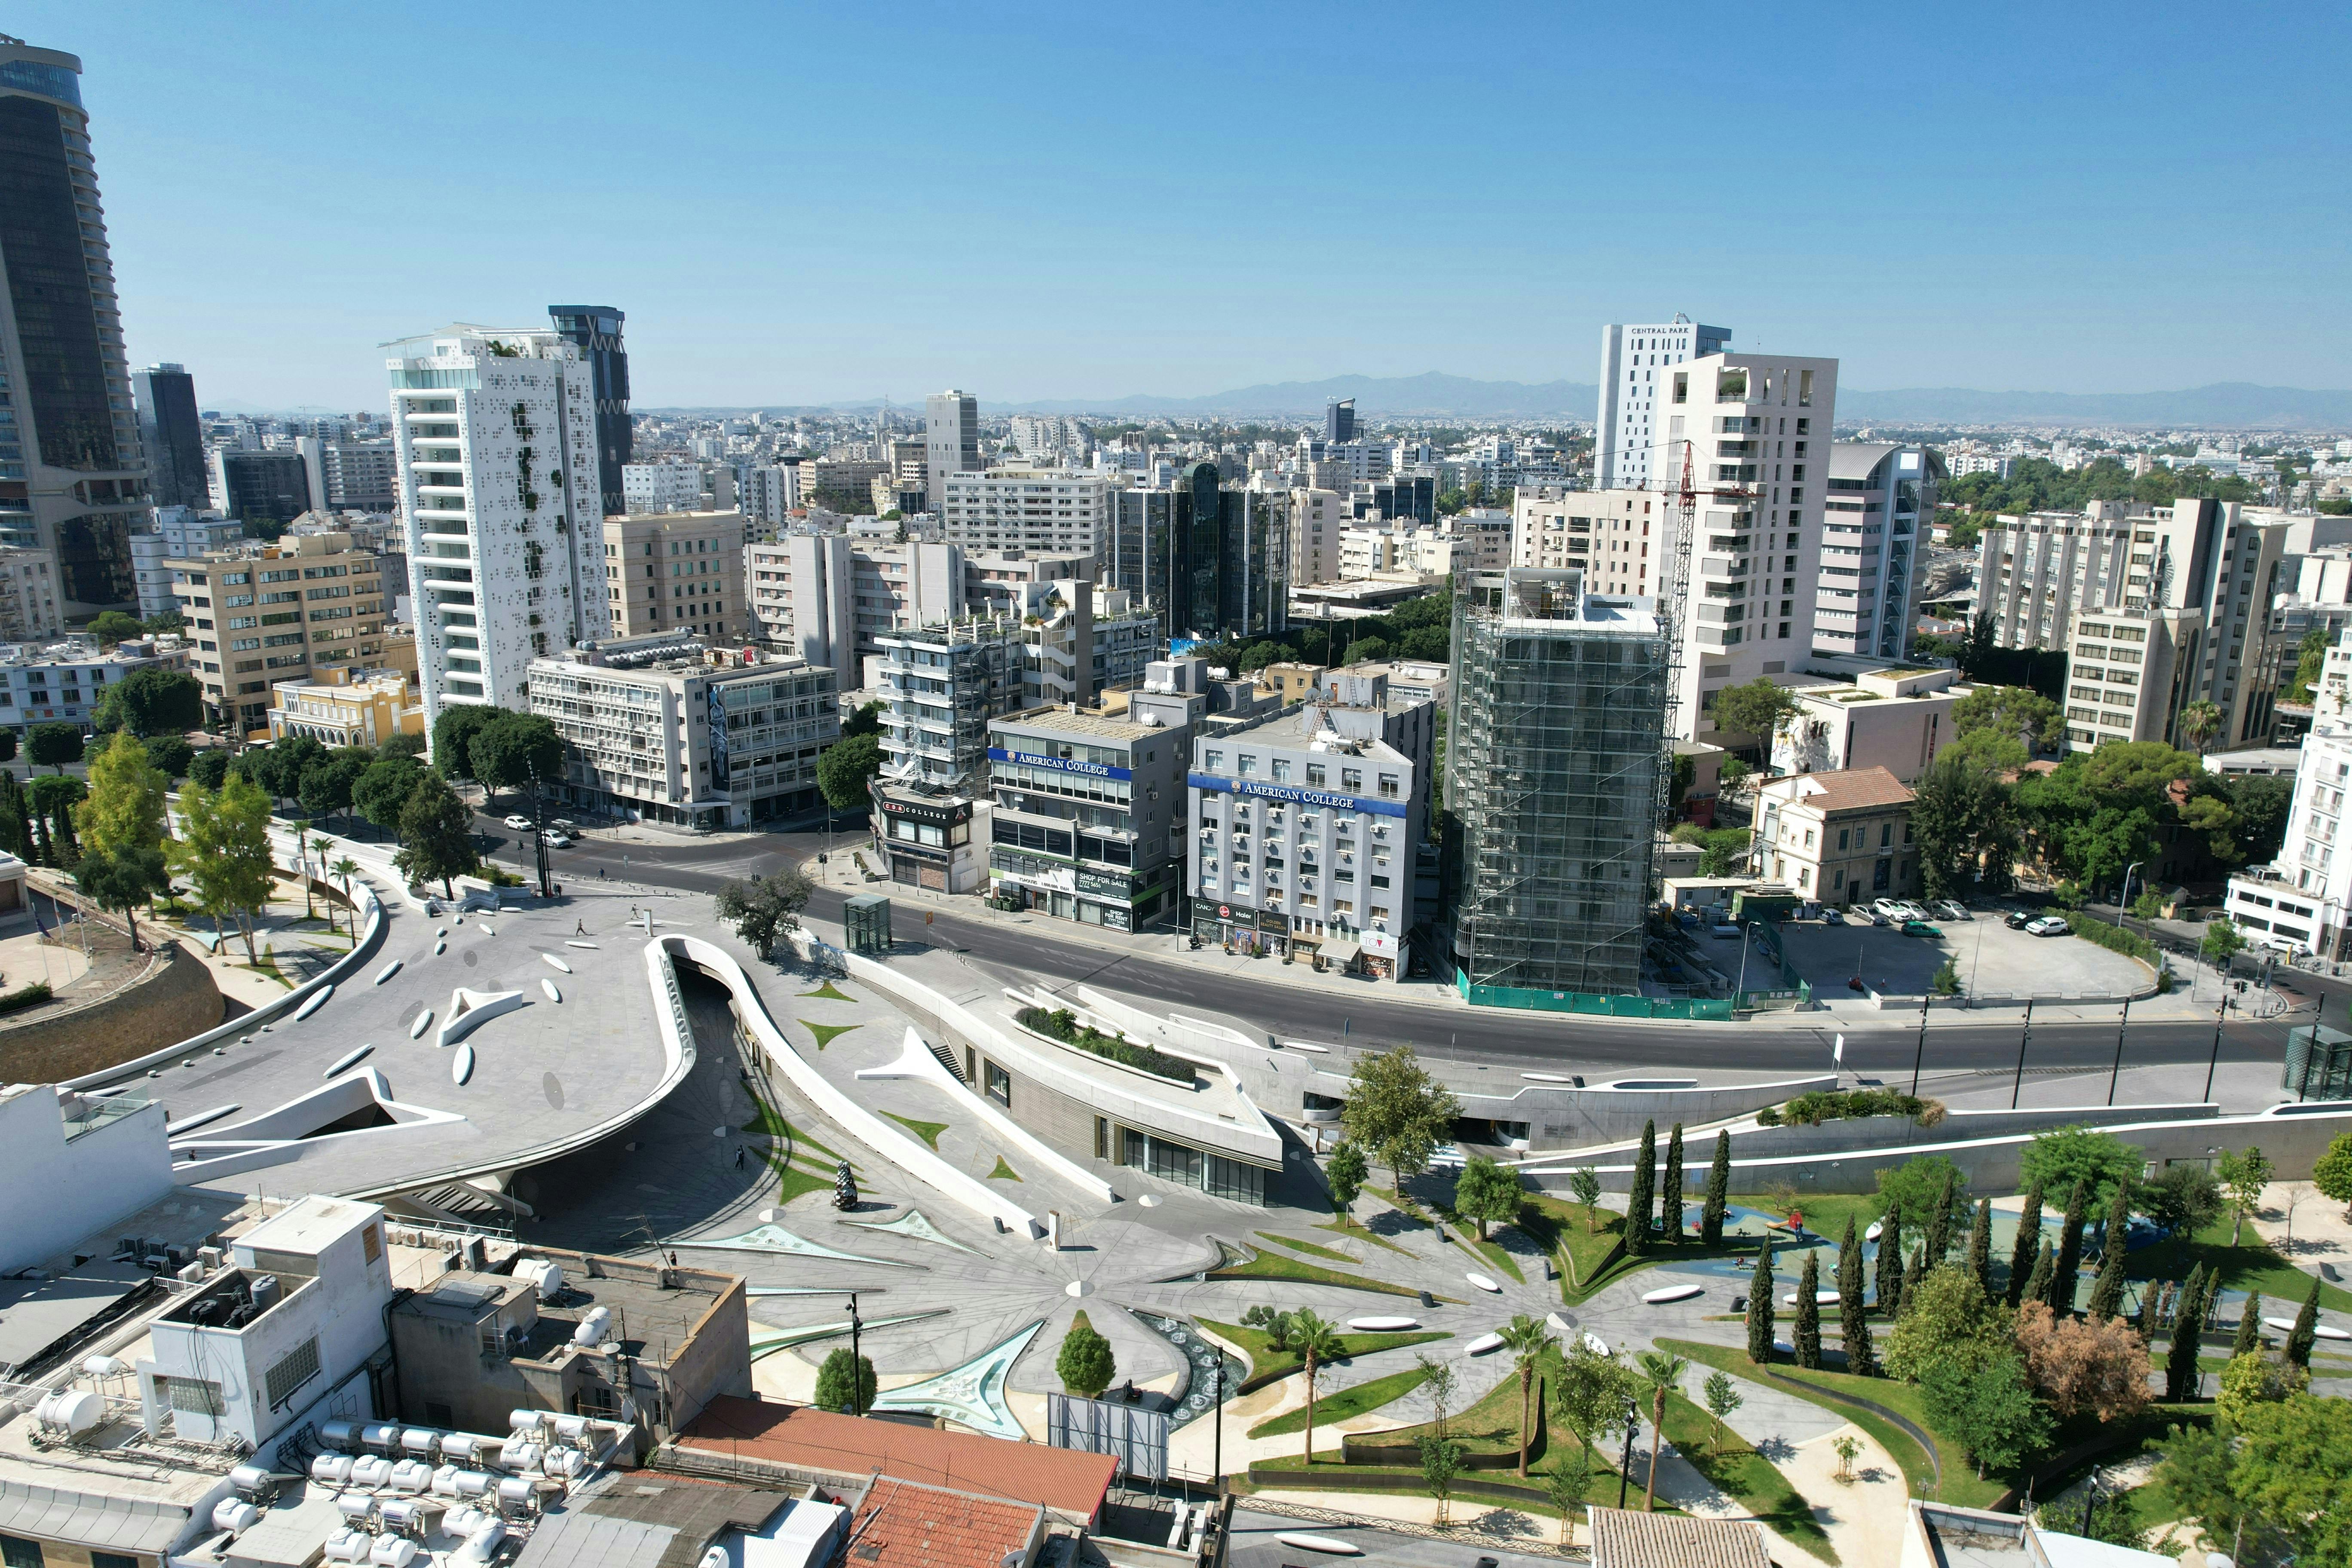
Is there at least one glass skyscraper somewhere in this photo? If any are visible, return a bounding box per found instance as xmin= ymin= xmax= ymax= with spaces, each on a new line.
xmin=133 ymin=362 xmax=205 ymax=510
xmin=547 ymin=305 xmax=631 ymax=518
xmin=0 ymin=37 xmax=148 ymax=611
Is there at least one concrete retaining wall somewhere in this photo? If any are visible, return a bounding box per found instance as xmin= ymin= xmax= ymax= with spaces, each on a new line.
xmin=0 ymin=939 xmax=224 ymax=1084
xmin=1308 ymin=1068 xmax=1839 ymax=1151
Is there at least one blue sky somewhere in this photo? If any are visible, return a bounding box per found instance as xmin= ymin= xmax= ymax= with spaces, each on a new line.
xmin=29 ymin=0 xmax=2350 ymax=410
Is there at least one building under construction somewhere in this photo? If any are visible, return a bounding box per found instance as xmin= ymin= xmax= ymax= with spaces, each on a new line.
xmin=1444 ymin=567 xmax=1669 ymax=999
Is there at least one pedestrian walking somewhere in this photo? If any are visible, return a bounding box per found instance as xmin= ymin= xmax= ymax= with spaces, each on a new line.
xmin=575 ymin=919 xmax=587 ymax=936
xmin=733 ymin=1146 xmax=744 ymax=1169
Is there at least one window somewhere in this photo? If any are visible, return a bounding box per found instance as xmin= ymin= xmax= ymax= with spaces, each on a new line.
xmin=1305 ymin=764 xmax=1326 ymax=787
xmin=984 ymin=1061 xmax=1011 ymax=1108
xmin=1237 ymin=754 xmax=1257 ymax=776
xmin=1204 ymin=749 xmax=1223 ymax=771
xmin=1880 ymin=823 xmax=1893 ymax=848
xmin=1271 ymin=760 xmax=1292 ymax=783
xmin=0 ymin=1538 xmax=44 ymax=1568
xmin=1342 ymin=767 xmax=1363 ymax=790
xmin=1837 ymin=828 xmax=1850 ymax=851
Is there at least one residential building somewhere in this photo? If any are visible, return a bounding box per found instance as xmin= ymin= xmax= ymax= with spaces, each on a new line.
xmin=940 ymin=465 xmax=1108 ymax=558
xmin=321 ymin=438 xmax=398 ymax=511
xmin=1512 ymin=487 xmax=1662 ymax=597
xmin=1338 ymin=520 xmax=1459 ymax=580
xmin=1974 ymin=500 xmax=2141 ymax=650
xmin=1254 ymin=659 xmax=1327 ymax=704
xmin=1188 ymin=667 xmax=1437 ymax=977
xmin=622 ymin=461 xmax=704 ymax=516
xmin=1451 ymin=506 xmax=1513 ymax=573
xmin=2046 ymin=500 xmax=2290 ymax=752
xmin=986 ymin=704 xmax=1189 ymax=930
xmin=386 ymin=325 xmax=609 ymax=733
xmin=1007 ymin=413 xmax=1089 ymax=461
xmin=0 ymin=634 xmax=184 ymax=738
xmin=547 ymin=304 xmax=631 ymax=515
xmin=799 ymin=453 xmax=891 ymax=510
xmin=1594 ymin=315 xmax=1732 ymax=490
xmin=1654 ymin=352 xmax=1841 ymax=746
xmin=133 ymin=361 xmax=205 ymax=509
xmin=601 ymin=509 xmax=745 ymax=640
xmin=1771 ymin=666 xmax=1971 ymax=782
xmin=0 ymin=38 xmax=151 ymax=616
xmin=169 ymin=532 xmax=400 ymax=734
xmin=130 ymin=505 xmax=244 ymax=617
xmin=1750 ymin=765 xmax=1920 ymax=906
xmin=739 ymin=462 xmax=801 ymax=530
xmin=867 ymin=610 xmax=1035 ymax=888
xmin=532 ymin=634 xmax=839 ymax=827
xmin=0 ymin=545 xmax=64 ymax=642
xmin=1347 ymin=658 xmax=1451 ymax=707
xmin=1818 ymin=442 xmax=1942 ymax=661
xmin=923 ymin=389 xmax=979 ymax=511
xmin=2226 ymin=629 xmax=2352 ymax=957
xmin=211 ymin=447 xmax=312 ymax=525
xmin=1446 ymin=567 xmax=1669 ymax=1000
xmin=266 ymin=665 xmax=421 ymax=748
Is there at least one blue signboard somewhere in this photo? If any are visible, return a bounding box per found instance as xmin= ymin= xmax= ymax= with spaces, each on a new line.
xmin=989 ymin=746 xmax=1133 ymax=781
xmin=1186 ymin=772 xmax=1409 ymax=819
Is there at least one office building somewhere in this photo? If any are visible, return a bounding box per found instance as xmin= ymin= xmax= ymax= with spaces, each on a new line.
xmin=622 ymin=461 xmax=704 ymax=516
xmin=133 ymin=362 xmax=205 ymax=509
xmin=1593 ymin=315 xmax=1731 ymax=491
xmin=924 ymin=389 xmax=979 ymax=511
xmin=130 ymin=505 xmax=244 ymax=617
xmin=1326 ymin=397 xmax=1357 ymax=445
xmin=1367 ymin=474 xmax=1436 ymax=527
xmin=1104 ymin=483 xmax=1175 ymax=627
xmin=739 ymin=462 xmax=801 ymax=530
xmin=0 ymin=38 xmax=150 ymax=614
xmin=1513 ymin=487 xmax=1661 ymax=596
xmin=168 ymin=532 xmax=402 ymax=734
xmin=799 ymin=454 xmax=891 ymax=510
xmin=1286 ymin=486 xmax=1346 ymax=585
xmin=0 ymin=633 xmax=184 ymax=738
xmin=266 ymin=665 xmax=422 ymax=748
xmin=210 ymin=447 xmax=312 ymax=525
xmin=940 ymin=465 xmax=1108 ymax=558
xmin=532 ymin=634 xmax=838 ymax=827
xmin=2039 ymin=500 xmax=2289 ymax=753
xmin=0 ymin=545 xmax=63 ymax=641
xmin=1818 ymin=442 xmax=1942 ymax=661
xmin=1187 ymin=667 xmax=1436 ymax=977
xmin=385 ymin=325 xmax=609 ymax=732
xmin=1446 ymin=567 xmax=1669 ymax=1000
xmin=986 ymin=703 xmax=1189 ymax=930
xmin=548 ymin=305 xmax=632 ymax=516
xmin=1751 ymin=766 xmax=1920 ymax=906
xmin=322 ymin=438 xmax=399 ymax=511
xmin=601 ymin=508 xmax=744 ymax=640
xmin=1170 ymin=460 xmax=1289 ymax=644
xmin=746 ymin=536 xmax=1093 ymax=681
xmin=1451 ymin=506 xmax=1514 ymax=574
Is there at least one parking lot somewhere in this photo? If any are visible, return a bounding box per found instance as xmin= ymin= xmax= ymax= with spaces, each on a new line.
xmin=1773 ymin=904 xmax=2155 ymax=1001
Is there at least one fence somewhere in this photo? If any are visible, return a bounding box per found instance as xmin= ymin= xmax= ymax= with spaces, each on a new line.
xmin=1454 ymin=973 xmax=1736 ymax=1019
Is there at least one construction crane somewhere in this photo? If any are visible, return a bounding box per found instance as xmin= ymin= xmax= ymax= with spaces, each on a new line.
xmin=1656 ymin=439 xmax=1763 ymax=828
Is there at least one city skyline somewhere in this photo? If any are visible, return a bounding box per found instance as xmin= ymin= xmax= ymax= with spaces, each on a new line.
xmin=13 ymin=0 xmax=2347 ymax=412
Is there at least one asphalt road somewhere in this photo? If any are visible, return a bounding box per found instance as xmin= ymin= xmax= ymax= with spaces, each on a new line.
xmin=459 ymin=811 xmax=2310 ymax=1083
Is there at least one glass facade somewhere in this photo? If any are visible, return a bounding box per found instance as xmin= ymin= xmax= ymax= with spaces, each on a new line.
xmin=1115 ymin=1126 xmax=1268 ymax=1204
xmin=1168 ymin=462 xmax=1286 ymax=644
xmin=548 ymin=306 xmax=631 ymax=517
xmin=135 ymin=365 xmax=206 ymax=509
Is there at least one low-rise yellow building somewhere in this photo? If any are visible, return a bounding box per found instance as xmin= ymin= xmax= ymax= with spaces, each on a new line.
xmin=266 ymin=665 xmax=422 ymax=748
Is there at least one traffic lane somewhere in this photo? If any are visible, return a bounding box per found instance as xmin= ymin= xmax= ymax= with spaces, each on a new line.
xmin=1226 ymin=1506 xmax=1565 ymax=1568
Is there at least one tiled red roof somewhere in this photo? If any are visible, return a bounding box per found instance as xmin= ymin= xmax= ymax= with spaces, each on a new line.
xmin=846 ymin=1476 xmax=1041 ymax=1568
xmin=678 ymin=1396 xmax=1115 ymax=1523
xmin=1783 ymin=764 xmax=1914 ymax=812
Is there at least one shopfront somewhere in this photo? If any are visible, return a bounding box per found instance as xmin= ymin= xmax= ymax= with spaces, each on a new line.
xmin=871 ymin=784 xmax=979 ymax=892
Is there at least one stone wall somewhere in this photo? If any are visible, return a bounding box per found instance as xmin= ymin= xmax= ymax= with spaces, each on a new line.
xmin=0 ymin=940 xmax=224 ymax=1082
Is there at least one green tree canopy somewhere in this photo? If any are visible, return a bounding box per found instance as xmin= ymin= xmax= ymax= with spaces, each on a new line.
xmin=1339 ymin=1045 xmax=1461 ymax=1192
xmin=250 ymin=734 xmax=326 ymax=805
xmin=93 ymin=668 xmax=204 ymax=738
xmin=1710 ymin=677 xmax=1799 ymax=744
xmin=1452 ymin=1156 xmax=1524 ymax=1240
xmin=394 ymin=772 xmax=479 ymax=896
xmin=188 ymin=749 xmax=232 ymax=789
xmin=145 ymin=734 xmax=194 ymax=779
xmin=2018 ymin=1125 xmax=2144 ymax=1212
xmin=1951 ymin=683 xmax=2061 ymax=765
xmin=469 ymin=712 xmax=564 ymax=802
xmin=430 ymin=704 xmax=499 ymax=781
xmin=1055 ymin=1318 xmax=1116 ymax=1398
xmin=76 ymin=731 xmax=169 ymax=861
xmin=714 ymin=870 xmax=815 ymax=960
xmin=1884 ymin=1264 xmax=2015 ymax=1383
xmin=86 ymin=609 xmax=145 ymax=647
xmin=168 ymin=775 xmax=276 ymax=961
xmin=813 ymin=1349 xmax=876 ymax=1415
xmin=353 ymin=755 xmax=427 ymax=832
xmin=299 ymin=754 xmax=368 ymax=828
xmin=27 ymin=720 xmax=83 ymax=774
xmin=1875 ymin=1157 xmax=1970 ymax=1244
xmin=816 ymin=733 xmax=882 ymax=812
xmin=1920 ymin=1351 xmax=2049 ymax=1478
xmin=73 ymin=844 xmax=171 ymax=950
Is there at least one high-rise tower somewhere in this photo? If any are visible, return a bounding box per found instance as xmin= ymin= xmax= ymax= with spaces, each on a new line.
xmin=1593 ymin=316 xmax=1730 ymax=492
xmin=923 ymin=389 xmax=978 ymax=512
xmin=133 ymin=363 xmax=205 ymax=510
xmin=547 ymin=306 xmax=631 ymax=518
xmin=0 ymin=36 xmax=149 ymax=612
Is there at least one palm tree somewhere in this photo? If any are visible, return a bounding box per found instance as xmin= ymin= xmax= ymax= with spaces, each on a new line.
xmin=331 ymin=857 xmax=363 ymax=937
xmin=1634 ymin=1349 xmax=1690 ymax=1511
xmin=2179 ymin=698 xmax=2224 ymax=756
xmin=309 ymin=834 xmax=333 ymax=924
xmin=1497 ymin=1313 xmax=1559 ymax=1476
xmin=1292 ymin=1309 xmax=1344 ymax=1466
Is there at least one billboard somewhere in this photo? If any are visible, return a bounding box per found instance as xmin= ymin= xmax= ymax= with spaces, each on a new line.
xmin=1046 ymin=1393 xmax=1169 ymax=1481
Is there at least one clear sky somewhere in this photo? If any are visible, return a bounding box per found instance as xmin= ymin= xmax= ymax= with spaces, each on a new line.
xmin=26 ymin=0 xmax=2349 ymax=411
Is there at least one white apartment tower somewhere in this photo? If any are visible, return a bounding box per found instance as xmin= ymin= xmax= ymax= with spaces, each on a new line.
xmin=386 ymin=326 xmax=609 ymax=735
xmin=1510 ymin=487 xmax=1661 ymax=597
xmin=1594 ymin=316 xmax=1731 ymax=492
xmin=924 ymin=390 xmax=979 ymax=511
xmin=939 ymin=466 xmax=1107 ymax=558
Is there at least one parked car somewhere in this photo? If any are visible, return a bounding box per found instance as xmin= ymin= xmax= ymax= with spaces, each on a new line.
xmin=1931 ymin=900 xmax=1971 ymax=922
xmin=2257 ymin=933 xmax=2301 ymax=955
xmin=1893 ymin=900 xmax=1930 ymax=922
xmin=502 ymin=814 xmax=534 ymax=830
xmin=548 ymin=818 xmax=579 ymax=832
xmin=2025 ymin=915 xmax=2070 ymax=937
xmin=540 ymin=830 xmax=574 ymax=848
xmin=1871 ymin=898 xmax=1907 ymax=920
xmin=1900 ymin=920 xmax=1943 ymax=939
xmin=2004 ymin=910 xmax=2033 ymax=929
xmin=1820 ymin=907 xmax=1845 ymax=925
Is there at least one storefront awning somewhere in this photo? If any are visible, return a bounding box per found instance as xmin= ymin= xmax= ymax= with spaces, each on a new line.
xmin=1320 ymin=938 xmax=1360 ymax=963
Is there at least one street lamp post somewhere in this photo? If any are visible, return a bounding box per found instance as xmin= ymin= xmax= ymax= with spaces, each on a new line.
xmin=1617 ymin=1401 xmax=1639 ymax=1510
xmin=2010 ymin=999 xmax=2034 ymax=1110
xmin=2204 ymin=986 xmax=2227 ymax=1103
xmin=1911 ymin=987 xmax=1930 ymax=1096
xmin=846 ymin=1292 xmax=864 ymax=1416
xmin=527 ymin=762 xmax=551 ymax=898
xmin=1212 ymin=1355 xmax=1225 ymax=1498
xmin=2116 ymin=861 xmax=2144 ymax=930
xmin=2106 ymin=995 xmax=2131 ymax=1106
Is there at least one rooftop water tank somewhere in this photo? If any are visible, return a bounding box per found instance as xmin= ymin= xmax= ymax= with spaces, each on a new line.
xmin=495 ymin=1477 xmax=536 ymax=1512
xmin=336 ymin=1494 xmax=377 ymax=1526
xmin=570 ymin=1306 xmax=612 ymax=1349
xmin=453 ymin=1520 xmax=507 ymax=1566
xmin=506 ymin=1409 xmax=548 ymax=1436
xmin=438 ymin=1433 xmax=488 ymax=1464
xmin=386 ymin=1460 xmax=432 ymax=1492
xmin=348 ymin=1457 xmax=394 ymax=1488
xmin=229 ymin=1464 xmax=276 ymax=1502
xmin=399 ymin=1428 xmax=439 ymax=1457
xmin=312 ymin=1455 xmax=355 ymax=1487
xmin=80 ymin=1355 xmax=126 ymax=1379
xmin=360 ymin=1422 xmax=403 ymax=1454
xmin=319 ymin=1419 xmax=365 ymax=1452
xmin=369 ymin=1536 xmax=419 ymax=1568
xmin=34 ymin=1390 xmax=102 ymax=1437
xmin=550 ymin=1414 xmax=590 ymax=1445
xmin=499 ymin=1442 xmax=541 ymax=1475
xmin=518 ymin=1259 xmax=562 ymax=1301
xmin=211 ymin=1499 xmax=261 ymax=1534
xmin=322 ymin=1529 xmax=369 ymax=1564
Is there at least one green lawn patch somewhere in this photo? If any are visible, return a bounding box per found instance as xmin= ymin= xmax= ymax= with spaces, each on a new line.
xmin=1256 ymin=1231 xmax=1358 ymax=1264
xmin=987 ymin=1155 xmax=1021 ymax=1182
xmin=1461 ymin=1231 xmax=1527 ymax=1284
xmin=798 ymin=981 xmax=854 ymax=1001
xmin=1521 ymin=1194 xmax=1630 ymax=1300
xmin=1198 ymin=1317 xmax=1450 ymax=1384
xmin=1315 ymin=1218 xmax=1416 ymax=1256
xmin=1017 ymin=1004 xmax=1194 ymax=1081
xmin=1209 ymin=1246 xmax=1452 ymax=1301
xmin=882 ymin=1112 xmax=947 ymax=1151
xmin=765 ymin=1156 xmax=833 ymax=1207
xmin=1247 ymin=1365 xmax=1433 ymax=1438
xmin=739 ymin=1095 xmax=854 ymax=1168
xmin=1663 ymin=1339 xmax=1945 ymax=1504
xmin=1658 ymin=1386 xmax=1839 ymax=1562
xmin=800 ymin=1020 xmax=857 ymax=1050
xmin=2130 ymin=1218 xmax=2352 ymax=1314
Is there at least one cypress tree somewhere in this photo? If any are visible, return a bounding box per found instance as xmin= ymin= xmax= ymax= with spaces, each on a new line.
xmin=1746 ymin=1242 xmax=1776 ymax=1365
xmin=2022 ymin=1240 xmax=2055 ymax=1308
xmin=2231 ymin=1289 xmax=2265 ymax=1360
xmin=0 ymin=773 xmax=31 ymax=861
xmin=1625 ymin=1120 xmax=1657 ymax=1257
xmin=1874 ymin=1202 xmax=1905 ymax=1319
xmin=2052 ymin=1179 xmax=2092 ymax=1315
xmin=1793 ymin=1251 xmax=1822 ymax=1368
xmin=2164 ymin=1264 xmax=2208 ymax=1401
xmin=2006 ymin=1180 xmax=2046 ymax=1308
xmin=1661 ymin=1123 xmax=1686 ymax=1243
xmin=1900 ymin=1246 xmax=1926 ymax=1317
xmin=1966 ymin=1198 xmax=1994 ymax=1298
xmin=1838 ymin=1216 xmax=1878 ymax=1376
xmin=1700 ymin=1131 xmax=1731 ymax=1247
xmin=2285 ymin=1275 xmax=2321 ymax=1369
xmin=1922 ymin=1167 xmax=1957 ymax=1268
xmin=2086 ymin=1182 xmax=2132 ymax=1320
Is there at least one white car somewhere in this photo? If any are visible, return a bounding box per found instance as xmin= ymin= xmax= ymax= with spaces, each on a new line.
xmin=2025 ymin=915 xmax=2070 ymax=937
xmin=1931 ymin=900 xmax=1971 ymax=922
xmin=503 ymin=814 xmax=534 ymax=831
xmin=539 ymin=830 xmax=574 ymax=848
xmin=2257 ymin=934 xmax=2301 ymax=955
xmin=1871 ymin=898 xmax=1907 ymax=921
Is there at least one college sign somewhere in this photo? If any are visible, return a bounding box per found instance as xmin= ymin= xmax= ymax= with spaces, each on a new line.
xmin=989 ymin=746 xmax=1132 ymax=781
xmin=1186 ymin=773 xmax=1409 ymax=819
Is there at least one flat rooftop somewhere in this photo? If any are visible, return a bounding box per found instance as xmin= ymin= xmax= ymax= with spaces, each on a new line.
xmin=399 ymin=1257 xmax=734 ymax=1369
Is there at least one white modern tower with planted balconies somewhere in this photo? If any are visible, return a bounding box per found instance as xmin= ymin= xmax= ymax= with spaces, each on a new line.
xmin=386 ymin=326 xmax=609 ymax=738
